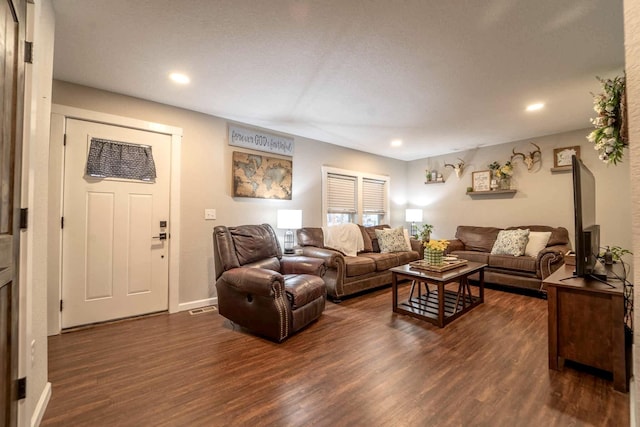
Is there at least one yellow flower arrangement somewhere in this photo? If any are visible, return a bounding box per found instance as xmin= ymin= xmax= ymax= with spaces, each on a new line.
xmin=489 ymin=161 xmax=513 ymax=179
xmin=424 ymin=239 xmax=449 ymax=252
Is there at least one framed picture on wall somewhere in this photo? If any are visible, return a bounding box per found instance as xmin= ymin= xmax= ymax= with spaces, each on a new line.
xmin=471 ymin=170 xmax=491 ymax=192
xmin=553 ymin=146 xmax=581 ymax=168
xmin=232 ymin=151 xmax=293 ymax=200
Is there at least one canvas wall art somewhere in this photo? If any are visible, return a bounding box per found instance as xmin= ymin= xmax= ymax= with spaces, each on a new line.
xmin=232 ymin=151 xmax=292 ymax=200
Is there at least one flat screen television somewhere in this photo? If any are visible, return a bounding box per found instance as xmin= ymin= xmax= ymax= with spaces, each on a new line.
xmin=572 ymin=155 xmax=603 ymax=278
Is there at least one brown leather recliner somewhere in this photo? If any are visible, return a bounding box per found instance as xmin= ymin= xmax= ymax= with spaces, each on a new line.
xmin=213 ymin=224 xmax=327 ymax=342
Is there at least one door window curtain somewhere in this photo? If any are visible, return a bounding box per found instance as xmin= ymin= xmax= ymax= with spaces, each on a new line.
xmin=86 ymin=138 xmax=157 ymax=181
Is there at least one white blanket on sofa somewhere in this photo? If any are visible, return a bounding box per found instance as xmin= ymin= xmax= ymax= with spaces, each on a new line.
xmin=323 ymin=223 xmax=364 ymax=257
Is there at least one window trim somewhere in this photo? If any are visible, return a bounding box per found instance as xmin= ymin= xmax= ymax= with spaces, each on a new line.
xmin=321 ymin=166 xmax=390 ymax=227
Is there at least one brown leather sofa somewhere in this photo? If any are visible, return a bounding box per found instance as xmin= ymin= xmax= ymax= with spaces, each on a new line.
xmin=447 ymin=225 xmax=571 ymax=294
xmin=296 ymin=225 xmax=421 ymax=301
xmin=213 ymin=224 xmax=327 ymax=342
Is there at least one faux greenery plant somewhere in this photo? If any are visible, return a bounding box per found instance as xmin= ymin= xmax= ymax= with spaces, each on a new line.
xmin=610 ymin=246 xmax=632 ymax=261
xmin=599 ymin=246 xmax=632 ymax=262
xmin=588 ymin=75 xmax=628 ymax=165
xmin=417 ymin=224 xmax=434 ymax=241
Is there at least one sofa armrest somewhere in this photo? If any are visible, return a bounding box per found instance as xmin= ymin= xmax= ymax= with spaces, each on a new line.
xmin=537 ymin=244 xmax=571 ymax=279
xmin=297 ymin=246 xmax=346 ymax=300
xmin=446 ymin=239 xmax=465 ymax=254
xmin=298 ymin=247 xmax=344 ymax=269
xmin=219 ymin=267 xmax=284 ymax=297
xmin=281 ymin=256 xmax=326 ymax=276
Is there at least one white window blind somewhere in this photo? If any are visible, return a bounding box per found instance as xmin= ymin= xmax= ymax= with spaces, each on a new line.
xmin=362 ymin=178 xmax=386 ymax=214
xmin=327 ymin=173 xmax=357 ymax=213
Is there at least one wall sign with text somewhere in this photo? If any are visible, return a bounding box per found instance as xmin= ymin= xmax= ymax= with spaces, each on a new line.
xmin=228 ymin=125 xmax=294 ymax=157
xmin=471 ymin=170 xmax=491 ymax=192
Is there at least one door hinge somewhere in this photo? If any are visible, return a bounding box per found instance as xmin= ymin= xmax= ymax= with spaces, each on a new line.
xmin=63 ymin=133 xmax=67 ymax=146
xmin=60 ymin=300 xmax=63 ymax=312
xmin=19 ymin=208 xmax=28 ymax=229
xmin=17 ymin=377 xmax=26 ymax=400
xmin=61 ymin=217 xmax=64 ymax=229
xmin=24 ymin=41 xmax=33 ymax=64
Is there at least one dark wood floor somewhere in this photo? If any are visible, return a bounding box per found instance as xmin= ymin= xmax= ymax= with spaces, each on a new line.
xmin=42 ymin=284 xmax=629 ymax=427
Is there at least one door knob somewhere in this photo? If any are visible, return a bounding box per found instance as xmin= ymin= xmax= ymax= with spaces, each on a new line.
xmin=152 ymin=233 xmax=167 ymax=240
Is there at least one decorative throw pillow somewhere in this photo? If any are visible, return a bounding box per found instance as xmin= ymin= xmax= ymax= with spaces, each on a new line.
xmin=491 ymin=229 xmax=530 ymax=257
xmin=524 ymin=231 xmax=552 ymax=257
xmin=375 ymin=227 xmax=409 ymax=253
xmin=402 ymin=229 xmax=413 ymax=251
xmin=366 ymin=225 xmax=389 ymax=252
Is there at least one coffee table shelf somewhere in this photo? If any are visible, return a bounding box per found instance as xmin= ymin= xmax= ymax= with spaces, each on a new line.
xmin=391 ymin=261 xmax=486 ymax=327
xmin=400 ymin=288 xmax=479 ymax=323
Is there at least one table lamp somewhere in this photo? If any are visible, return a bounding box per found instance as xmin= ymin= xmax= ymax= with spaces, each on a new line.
xmin=277 ymin=209 xmax=302 ymax=254
xmin=405 ymin=209 xmax=423 ymax=237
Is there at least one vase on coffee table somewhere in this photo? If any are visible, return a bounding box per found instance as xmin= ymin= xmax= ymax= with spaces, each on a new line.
xmin=424 ymin=248 xmax=444 ymax=265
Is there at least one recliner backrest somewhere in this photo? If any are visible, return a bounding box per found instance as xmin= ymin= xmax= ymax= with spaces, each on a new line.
xmin=213 ymin=224 xmax=282 ymax=278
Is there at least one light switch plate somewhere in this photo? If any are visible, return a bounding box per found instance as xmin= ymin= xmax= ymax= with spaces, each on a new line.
xmin=204 ymin=209 xmax=216 ymax=220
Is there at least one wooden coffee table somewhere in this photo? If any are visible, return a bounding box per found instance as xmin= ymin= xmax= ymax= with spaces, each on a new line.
xmin=390 ymin=261 xmax=486 ymax=327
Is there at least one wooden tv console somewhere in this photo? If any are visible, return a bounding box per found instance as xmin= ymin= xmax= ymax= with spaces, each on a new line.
xmin=544 ymin=264 xmax=631 ymax=392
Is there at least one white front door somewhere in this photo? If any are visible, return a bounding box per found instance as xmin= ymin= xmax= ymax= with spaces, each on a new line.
xmin=61 ymin=118 xmax=171 ymax=328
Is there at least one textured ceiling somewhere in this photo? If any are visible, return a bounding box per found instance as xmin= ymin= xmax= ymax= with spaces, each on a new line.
xmin=51 ymin=0 xmax=624 ymax=161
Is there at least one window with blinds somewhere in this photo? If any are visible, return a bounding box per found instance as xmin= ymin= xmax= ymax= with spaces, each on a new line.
xmin=362 ymin=178 xmax=386 ymax=215
xmin=322 ymin=166 xmax=390 ymax=226
xmin=326 ymin=173 xmax=357 ymax=213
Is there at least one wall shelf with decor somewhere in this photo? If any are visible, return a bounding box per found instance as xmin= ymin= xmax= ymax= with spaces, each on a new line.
xmin=424 ymin=180 xmax=445 ymax=185
xmin=550 ymin=167 xmax=572 ymax=173
xmin=466 ymin=189 xmax=517 ymax=197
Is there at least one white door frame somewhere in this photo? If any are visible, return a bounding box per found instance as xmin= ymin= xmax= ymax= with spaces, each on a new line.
xmin=48 ymin=105 xmax=182 ymax=334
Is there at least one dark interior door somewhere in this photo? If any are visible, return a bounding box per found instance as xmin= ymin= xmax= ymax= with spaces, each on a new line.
xmin=0 ymin=0 xmax=25 ymax=425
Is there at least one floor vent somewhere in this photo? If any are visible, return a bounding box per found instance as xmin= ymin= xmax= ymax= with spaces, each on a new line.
xmin=189 ymin=306 xmax=217 ymax=315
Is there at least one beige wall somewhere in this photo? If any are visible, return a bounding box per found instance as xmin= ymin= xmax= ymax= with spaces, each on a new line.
xmin=624 ymin=0 xmax=640 ymax=423
xmin=50 ymin=80 xmax=407 ymax=308
xmin=406 ymin=129 xmax=632 ymax=252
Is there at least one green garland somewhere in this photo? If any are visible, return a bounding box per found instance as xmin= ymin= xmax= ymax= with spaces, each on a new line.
xmin=587 ymin=75 xmax=627 ymax=165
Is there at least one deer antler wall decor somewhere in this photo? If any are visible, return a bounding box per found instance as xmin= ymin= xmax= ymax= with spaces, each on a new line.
xmin=444 ymin=158 xmax=465 ymax=178
xmin=511 ymin=143 xmax=541 ymax=170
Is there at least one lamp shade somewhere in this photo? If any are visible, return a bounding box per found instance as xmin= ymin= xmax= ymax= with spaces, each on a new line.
xmin=405 ymin=209 xmax=423 ymax=223
xmin=277 ymin=209 xmax=302 ymax=229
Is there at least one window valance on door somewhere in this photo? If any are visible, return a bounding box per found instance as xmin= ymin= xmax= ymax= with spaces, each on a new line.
xmin=86 ymin=138 xmax=157 ymax=181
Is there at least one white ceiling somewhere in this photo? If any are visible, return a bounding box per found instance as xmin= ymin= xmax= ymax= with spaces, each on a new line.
xmin=50 ymin=0 xmax=624 ymax=161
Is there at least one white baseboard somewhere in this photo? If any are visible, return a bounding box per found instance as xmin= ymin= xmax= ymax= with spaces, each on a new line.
xmin=178 ymin=297 xmax=218 ymax=312
xmin=32 ymin=382 xmax=51 ymax=427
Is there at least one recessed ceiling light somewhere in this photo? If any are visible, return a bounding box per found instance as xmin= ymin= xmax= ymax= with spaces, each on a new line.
xmin=526 ymin=103 xmax=544 ymax=112
xmin=169 ymin=72 xmax=190 ymax=85
xmin=391 ymin=139 xmax=402 ymax=147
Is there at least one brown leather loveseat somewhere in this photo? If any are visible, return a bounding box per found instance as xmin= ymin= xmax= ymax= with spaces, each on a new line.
xmin=213 ymin=224 xmax=327 ymax=342
xmin=447 ymin=225 xmax=571 ymax=294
